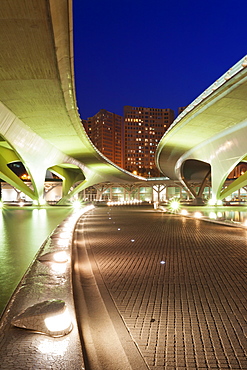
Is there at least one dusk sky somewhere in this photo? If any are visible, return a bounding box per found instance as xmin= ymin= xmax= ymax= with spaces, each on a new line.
xmin=73 ymin=0 xmax=247 ymax=120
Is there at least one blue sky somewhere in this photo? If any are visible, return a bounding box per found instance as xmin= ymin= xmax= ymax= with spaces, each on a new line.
xmin=73 ymin=0 xmax=247 ymax=119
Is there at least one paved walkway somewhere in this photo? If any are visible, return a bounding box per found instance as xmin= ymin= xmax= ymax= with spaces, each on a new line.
xmin=74 ymin=205 xmax=247 ymax=370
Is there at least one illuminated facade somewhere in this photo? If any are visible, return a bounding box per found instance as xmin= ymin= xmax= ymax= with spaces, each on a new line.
xmin=83 ymin=110 xmax=123 ymax=168
xmin=124 ymin=105 xmax=174 ymax=177
xmin=178 ymin=106 xmax=187 ymax=115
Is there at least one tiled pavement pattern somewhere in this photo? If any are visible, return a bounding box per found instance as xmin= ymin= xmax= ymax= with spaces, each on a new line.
xmin=82 ymin=206 xmax=247 ymax=370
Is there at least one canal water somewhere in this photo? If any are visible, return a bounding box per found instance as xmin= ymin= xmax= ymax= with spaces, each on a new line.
xmin=0 ymin=207 xmax=72 ymax=316
xmin=1 ymin=204 xmax=247 ymax=318
xmin=181 ymin=206 xmax=247 ymax=225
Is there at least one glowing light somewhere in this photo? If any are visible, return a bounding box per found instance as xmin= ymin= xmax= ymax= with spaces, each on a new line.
xmin=217 ymin=200 xmax=223 ymax=206
xmin=20 ymin=173 xmax=31 ymax=180
xmin=168 ymin=198 xmax=181 ymax=212
xmin=58 ymin=231 xmax=71 ymax=239
xmin=71 ymin=200 xmax=82 ymax=210
xmin=194 ymin=211 xmax=202 ymax=218
xmin=53 ymin=251 xmax=68 ymax=263
xmin=160 ymin=260 xmax=166 ymax=264
xmin=50 ymin=262 xmax=67 ymax=274
xmin=208 ymin=198 xmax=216 ymax=206
xmin=209 ymin=212 xmax=217 ymax=219
xmin=44 ymin=308 xmax=72 ymax=333
xmin=12 ymin=300 xmax=72 ymax=337
xmin=19 ymin=201 xmax=24 ymax=207
xmin=58 ymin=225 xmax=71 ymax=232
xmin=38 ymin=337 xmax=69 ymax=355
xmin=131 ymin=239 xmax=135 ymax=242
xmin=55 ymin=239 xmax=68 ymax=247
xmin=118 ymin=228 xmax=121 ymax=231
xmin=180 ymin=209 xmax=188 ymax=216
xmin=33 ymin=200 xmax=38 ymax=206
xmin=39 ymin=198 xmax=46 ymax=206
xmin=217 ymin=212 xmax=223 ymax=218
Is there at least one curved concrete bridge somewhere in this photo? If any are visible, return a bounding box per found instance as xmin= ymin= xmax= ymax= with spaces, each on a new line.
xmin=0 ymin=0 xmax=144 ymax=205
xmin=156 ymin=55 xmax=247 ymax=203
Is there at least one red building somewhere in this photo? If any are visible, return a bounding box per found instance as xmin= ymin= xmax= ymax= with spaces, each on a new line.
xmin=123 ymin=106 xmax=174 ymax=177
xmin=83 ymin=105 xmax=174 ymax=177
xmin=178 ymin=106 xmax=188 ymax=115
xmin=83 ymin=109 xmax=123 ymax=168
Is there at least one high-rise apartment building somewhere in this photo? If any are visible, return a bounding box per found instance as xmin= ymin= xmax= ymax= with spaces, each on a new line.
xmin=124 ymin=105 xmax=174 ymax=177
xmin=178 ymin=106 xmax=188 ymax=115
xmin=83 ymin=109 xmax=123 ymax=168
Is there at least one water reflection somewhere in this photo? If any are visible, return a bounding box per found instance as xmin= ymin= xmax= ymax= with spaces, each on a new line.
xmin=0 ymin=207 xmax=72 ymax=316
xmin=224 ymin=210 xmax=243 ymax=222
xmin=208 ymin=210 xmax=246 ymax=223
xmin=180 ymin=207 xmax=247 ymax=226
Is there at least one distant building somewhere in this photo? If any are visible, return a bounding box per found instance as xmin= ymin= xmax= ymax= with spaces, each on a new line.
xmin=228 ymin=162 xmax=247 ymax=179
xmin=123 ymin=105 xmax=174 ymax=177
xmin=178 ymin=106 xmax=188 ymax=115
xmin=83 ymin=109 xmax=123 ymax=168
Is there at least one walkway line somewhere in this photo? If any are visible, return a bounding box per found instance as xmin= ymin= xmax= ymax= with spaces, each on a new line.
xmin=72 ymin=217 xmax=149 ymax=370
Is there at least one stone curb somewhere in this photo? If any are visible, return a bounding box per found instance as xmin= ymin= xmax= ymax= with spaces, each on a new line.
xmin=0 ymin=206 xmax=93 ymax=370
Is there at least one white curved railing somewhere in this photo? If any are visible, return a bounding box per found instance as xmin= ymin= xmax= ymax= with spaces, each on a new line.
xmin=166 ymin=55 xmax=247 ymax=134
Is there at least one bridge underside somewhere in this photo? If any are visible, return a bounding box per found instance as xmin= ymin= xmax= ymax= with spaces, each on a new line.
xmin=156 ymin=56 xmax=247 ymax=203
xmin=0 ymin=1 xmax=144 ymax=204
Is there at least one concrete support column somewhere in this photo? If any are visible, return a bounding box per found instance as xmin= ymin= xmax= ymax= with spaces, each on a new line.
xmin=153 ymin=185 xmax=165 ymax=204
